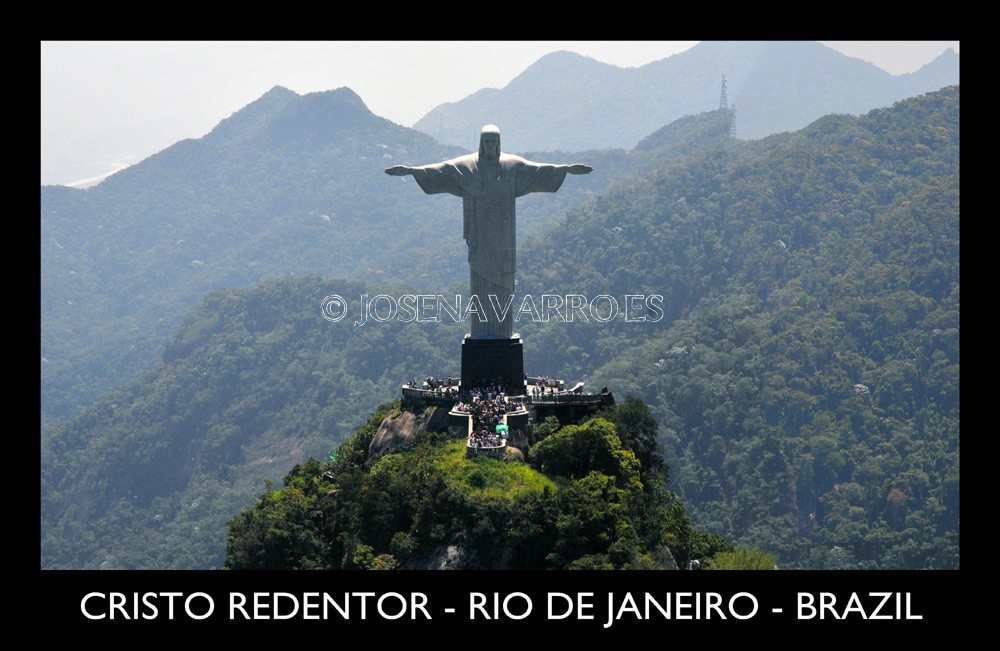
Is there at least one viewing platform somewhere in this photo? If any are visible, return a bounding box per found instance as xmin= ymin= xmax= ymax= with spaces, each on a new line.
xmin=401 ymin=374 xmax=615 ymax=435
xmin=465 ymin=411 xmax=508 ymax=459
xmin=401 ymin=375 xmax=460 ymax=406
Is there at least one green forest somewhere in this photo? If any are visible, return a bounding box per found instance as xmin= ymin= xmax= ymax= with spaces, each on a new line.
xmin=518 ymin=86 xmax=960 ymax=568
xmin=41 ymin=86 xmax=958 ymax=570
xmin=42 ymin=276 xmax=463 ymax=568
xmin=226 ymin=398 xmax=765 ymax=570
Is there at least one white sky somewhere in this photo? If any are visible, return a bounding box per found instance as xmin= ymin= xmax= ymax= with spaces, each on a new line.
xmin=40 ymin=40 xmax=959 ymax=187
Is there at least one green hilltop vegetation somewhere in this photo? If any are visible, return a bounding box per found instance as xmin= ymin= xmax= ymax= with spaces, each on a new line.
xmin=41 ymin=85 xmax=958 ymax=570
xmin=226 ymin=398 xmax=761 ymax=570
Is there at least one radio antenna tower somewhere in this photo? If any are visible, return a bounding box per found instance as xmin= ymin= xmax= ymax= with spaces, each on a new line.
xmin=720 ymin=74 xmax=729 ymax=110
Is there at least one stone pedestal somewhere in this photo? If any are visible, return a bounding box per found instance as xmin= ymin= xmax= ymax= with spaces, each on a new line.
xmin=460 ymin=334 xmax=525 ymax=394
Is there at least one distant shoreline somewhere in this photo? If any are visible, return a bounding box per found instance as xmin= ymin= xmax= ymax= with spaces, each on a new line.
xmin=64 ymin=161 xmax=132 ymax=189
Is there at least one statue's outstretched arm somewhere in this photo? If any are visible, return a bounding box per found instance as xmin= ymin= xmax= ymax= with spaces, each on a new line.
xmin=385 ymin=165 xmax=415 ymax=176
xmin=562 ymin=164 xmax=593 ymax=174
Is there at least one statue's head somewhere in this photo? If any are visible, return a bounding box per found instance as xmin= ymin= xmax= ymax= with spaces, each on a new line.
xmin=479 ymin=125 xmax=500 ymax=160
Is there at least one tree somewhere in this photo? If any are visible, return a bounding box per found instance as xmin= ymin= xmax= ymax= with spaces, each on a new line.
xmin=608 ymin=395 xmax=664 ymax=474
xmin=706 ymin=547 xmax=776 ymax=570
xmin=531 ymin=418 xmax=640 ymax=486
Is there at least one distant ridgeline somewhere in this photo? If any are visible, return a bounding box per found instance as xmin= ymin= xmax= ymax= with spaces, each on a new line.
xmin=43 ymin=86 xmax=958 ymax=570
xmin=415 ymin=41 xmax=958 ymax=151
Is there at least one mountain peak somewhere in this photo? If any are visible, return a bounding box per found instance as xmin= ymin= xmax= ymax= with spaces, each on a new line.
xmin=932 ymin=47 xmax=958 ymax=61
xmin=519 ymin=49 xmax=618 ymax=76
xmin=415 ymin=40 xmax=957 ymax=151
xmin=918 ymin=47 xmax=959 ymax=72
xmin=262 ymin=85 xmax=298 ymax=99
xmin=205 ymin=85 xmax=378 ymax=147
xmin=905 ymin=48 xmax=959 ymax=91
xmin=208 ymin=85 xmax=300 ymax=141
xmin=305 ymin=86 xmax=369 ymax=109
xmin=536 ymin=49 xmax=602 ymax=64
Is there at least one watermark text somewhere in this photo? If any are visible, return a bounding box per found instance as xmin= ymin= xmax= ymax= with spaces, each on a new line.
xmin=320 ymin=293 xmax=663 ymax=326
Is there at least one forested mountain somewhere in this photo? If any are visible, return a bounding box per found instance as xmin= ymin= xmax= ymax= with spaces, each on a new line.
xmin=41 ymin=276 xmax=467 ymax=568
xmin=41 ymin=43 xmax=959 ymax=428
xmin=41 ymin=86 xmax=958 ymax=570
xmin=414 ymin=41 xmax=958 ymax=152
xmin=225 ymin=399 xmax=759 ymax=570
xmin=40 ymin=107 xmax=733 ymax=570
xmin=40 ymin=87 xmax=461 ymax=424
xmin=517 ymin=86 xmax=960 ymax=568
xmin=40 ymin=91 xmax=728 ymax=426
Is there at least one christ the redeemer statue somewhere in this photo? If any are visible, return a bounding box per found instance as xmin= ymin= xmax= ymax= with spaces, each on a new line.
xmin=385 ymin=124 xmax=591 ymax=339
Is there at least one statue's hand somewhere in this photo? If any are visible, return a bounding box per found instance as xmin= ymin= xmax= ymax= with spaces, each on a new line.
xmin=385 ymin=165 xmax=413 ymax=176
xmin=566 ymin=164 xmax=593 ymax=175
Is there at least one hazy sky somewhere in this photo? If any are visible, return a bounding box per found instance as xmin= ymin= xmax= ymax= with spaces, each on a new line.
xmin=40 ymin=40 xmax=959 ymax=187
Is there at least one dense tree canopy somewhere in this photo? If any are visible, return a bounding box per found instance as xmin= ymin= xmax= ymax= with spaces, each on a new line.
xmin=226 ymin=399 xmax=734 ymax=570
xmin=519 ymin=87 xmax=960 ymax=568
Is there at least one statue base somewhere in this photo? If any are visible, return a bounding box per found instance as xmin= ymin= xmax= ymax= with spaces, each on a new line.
xmin=460 ymin=334 xmax=525 ymax=394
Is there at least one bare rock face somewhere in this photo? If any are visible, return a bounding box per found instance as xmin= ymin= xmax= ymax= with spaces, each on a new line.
xmin=404 ymin=531 xmax=482 ymax=570
xmin=659 ymin=545 xmax=680 ymax=571
xmin=368 ymin=405 xmax=451 ymax=461
xmin=506 ymin=429 xmax=532 ymax=451
xmin=505 ymin=446 xmax=525 ymax=462
xmin=422 ymin=544 xmax=480 ymax=570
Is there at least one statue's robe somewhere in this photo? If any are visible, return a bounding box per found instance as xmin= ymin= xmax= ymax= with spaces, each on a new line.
xmin=408 ymin=153 xmax=569 ymax=338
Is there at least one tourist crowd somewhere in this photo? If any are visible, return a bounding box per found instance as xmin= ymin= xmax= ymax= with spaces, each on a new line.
xmin=454 ymin=385 xmax=525 ymax=449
